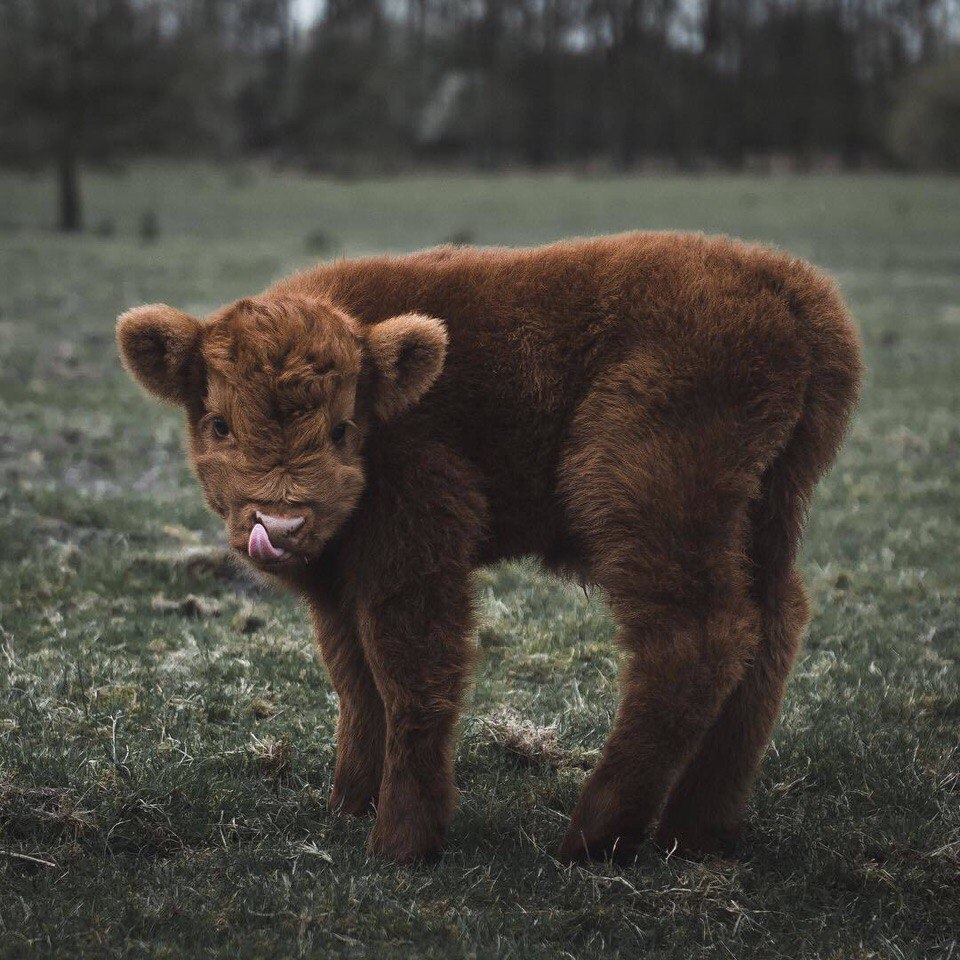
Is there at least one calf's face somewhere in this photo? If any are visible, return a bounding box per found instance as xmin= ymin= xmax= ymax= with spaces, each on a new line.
xmin=117 ymin=295 xmax=446 ymax=572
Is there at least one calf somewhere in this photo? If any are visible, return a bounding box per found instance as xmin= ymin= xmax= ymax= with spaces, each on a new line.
xmin=117 ymin=232 xmax=861 ymax=864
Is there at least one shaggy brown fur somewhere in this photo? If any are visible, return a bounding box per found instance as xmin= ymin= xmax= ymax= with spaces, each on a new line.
xmin=117 ymin=232 xmax=862 ymax=864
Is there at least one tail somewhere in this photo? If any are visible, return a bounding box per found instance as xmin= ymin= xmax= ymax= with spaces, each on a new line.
xmin=749 ymin=263 xmax=863 ymax=618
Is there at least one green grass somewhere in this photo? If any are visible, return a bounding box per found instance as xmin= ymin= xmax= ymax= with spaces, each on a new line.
xmin=1 ymin=163 xmax=958 ymax=959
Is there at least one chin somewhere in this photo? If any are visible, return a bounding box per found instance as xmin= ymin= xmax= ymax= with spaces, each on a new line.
xmin=246 ymin=553 xmax=296 ymax=573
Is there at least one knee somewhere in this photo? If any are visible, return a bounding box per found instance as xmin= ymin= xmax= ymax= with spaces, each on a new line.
xmin=386 ymin=692 xmax=461 ymax=728
xmin=624 ymin=594 xmax=761 ymax=705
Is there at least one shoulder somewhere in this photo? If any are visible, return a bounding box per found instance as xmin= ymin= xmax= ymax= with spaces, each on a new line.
xmin=341 ymin=431 xmax=489 ymax=578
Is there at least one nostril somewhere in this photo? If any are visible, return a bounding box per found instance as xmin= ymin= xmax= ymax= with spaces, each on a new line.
xmin=255 ymin=512 xmax=306 ymax=537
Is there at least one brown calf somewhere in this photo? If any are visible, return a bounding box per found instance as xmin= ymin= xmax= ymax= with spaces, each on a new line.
xmin=117 ymin=232 xmax=862 ymax=864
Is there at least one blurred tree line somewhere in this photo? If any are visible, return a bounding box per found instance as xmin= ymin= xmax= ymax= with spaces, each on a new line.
xmin=0 ymin=0 xmax=958 ymax=230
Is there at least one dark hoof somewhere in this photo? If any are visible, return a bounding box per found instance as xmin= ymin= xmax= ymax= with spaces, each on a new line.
xmin=328 ymin=785 xmax=377 ymax=817
xmin=558 ymin=825 xmax=644 ymax=865
xmin=654 ymin=821 xmax=741 ymax=859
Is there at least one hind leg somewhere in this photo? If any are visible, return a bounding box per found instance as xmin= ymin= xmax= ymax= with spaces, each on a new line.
xmin=657 ymin=422 xmax=821 ymax=856
xmin=558 ymin=549 xmax=761 ymax=863
xmin=655 ymin=567 xmax=809 ymax=855
xmin=557 ymin=433 xmax=766 ymax=863
xmin=556 ymin=346 xmax=806 ymax=862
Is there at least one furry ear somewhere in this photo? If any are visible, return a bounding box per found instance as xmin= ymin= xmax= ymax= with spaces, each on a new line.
xmin=117 ymin=304 xmax=203 ymax=405
xmin=363 ymin=313 xmax=448 ymax=420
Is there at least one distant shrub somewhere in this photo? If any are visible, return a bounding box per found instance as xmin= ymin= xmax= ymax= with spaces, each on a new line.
xmin=139 ymin=208 xmax=159 ymax=243
xmin=441 ymin=228 xmax=475 ymax=246
xmin=888 ymin=58 xmax=960 ymax=171
xmin=94 ymin=217 xmax=116 ymax=238
xmin=304 ymin=228 xmax=340 ymax=256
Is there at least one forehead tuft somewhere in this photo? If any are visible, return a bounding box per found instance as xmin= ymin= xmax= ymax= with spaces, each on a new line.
xmin=205 ymin=296 xmax=359 ymax=370
xmin=201 ymin=296 xmax=360 ymax=416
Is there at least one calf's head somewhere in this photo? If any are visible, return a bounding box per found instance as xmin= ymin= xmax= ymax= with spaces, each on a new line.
xmin=117 ymin=295 xmax=446 ymax=572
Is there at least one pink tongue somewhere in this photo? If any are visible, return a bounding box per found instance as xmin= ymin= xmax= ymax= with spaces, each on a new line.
xmin=248 ymin=522 xmax=288 ymax=561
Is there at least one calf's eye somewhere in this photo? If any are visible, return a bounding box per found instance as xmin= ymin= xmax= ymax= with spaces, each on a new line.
xmin=211 ymin=416 xmax=230 ymax=439
xmin=331 ymin=421 xmax=348 ymax=444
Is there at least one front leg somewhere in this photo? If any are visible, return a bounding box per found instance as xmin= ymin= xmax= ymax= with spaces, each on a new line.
xmin=309 ymin=602 xmax=385 ymax=816
xmin=359 ymin=581 xmax=476 ymax=862
xmin=351 ymin=441 xmax=487 ymax=863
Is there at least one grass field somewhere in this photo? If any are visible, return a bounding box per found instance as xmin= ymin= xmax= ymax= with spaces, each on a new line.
xmin=1 ymin=164 xmax=958 ymax=959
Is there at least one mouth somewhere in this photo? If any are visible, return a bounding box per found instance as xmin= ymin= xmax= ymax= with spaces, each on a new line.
xmin=247 ymin=522 xmax=293 ymax=565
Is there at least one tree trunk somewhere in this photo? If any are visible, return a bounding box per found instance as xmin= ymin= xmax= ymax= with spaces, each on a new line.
xmin=58 ymin=143 xmax=82 ymax=233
